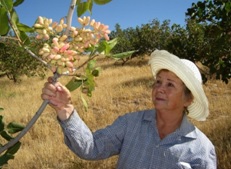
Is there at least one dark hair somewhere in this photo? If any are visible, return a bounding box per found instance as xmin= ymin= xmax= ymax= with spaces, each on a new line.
xmin=184 ymin=87 xmax=193 ymax=115
xmin=184 ymin=87 xmax=192 ymax=99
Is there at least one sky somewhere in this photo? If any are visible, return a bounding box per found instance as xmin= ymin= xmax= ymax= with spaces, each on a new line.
xmin=16 ymin=0 xmax=199 ymax=31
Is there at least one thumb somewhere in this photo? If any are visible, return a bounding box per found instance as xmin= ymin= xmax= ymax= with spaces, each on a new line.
xmin=56 ymin=85 xmax=63 ymax=92
xmin=55 ymin=84 xmax=71 ymax=95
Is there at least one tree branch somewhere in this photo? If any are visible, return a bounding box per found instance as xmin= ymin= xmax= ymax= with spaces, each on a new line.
xmin=24 ymin=47 xmax=49 ymax=68
xmin=0 ymin=72 xmax=60 ymax=154
xmin=64 ymin=0 xmax=77 ymax=35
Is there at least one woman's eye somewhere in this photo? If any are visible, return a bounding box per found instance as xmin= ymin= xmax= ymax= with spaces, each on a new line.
xmin=155 ymin=80 xmax=161 ymax=86
xmin=167 ymin=82 xmax=174 ymax=87
xmin=156 ymin=80 xmax=161 ymax=84
xmin=153 ymin=80 xmax=161 ymax=88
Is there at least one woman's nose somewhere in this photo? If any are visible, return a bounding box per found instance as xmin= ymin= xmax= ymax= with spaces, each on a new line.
xmin=156 ymin=84 xmax=166 ymax=93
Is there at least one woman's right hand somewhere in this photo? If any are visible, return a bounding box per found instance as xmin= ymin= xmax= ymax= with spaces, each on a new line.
xmin=41 ymin=77 xmax=74 ymax=121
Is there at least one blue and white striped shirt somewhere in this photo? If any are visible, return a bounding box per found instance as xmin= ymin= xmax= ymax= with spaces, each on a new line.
xmin=59 ymin=109 xmax=217 ymax=169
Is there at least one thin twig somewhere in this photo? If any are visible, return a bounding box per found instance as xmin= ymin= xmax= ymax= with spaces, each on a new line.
xmin=24 ymin=47 xmax=50 ymax=68
xmin=0 ymin=36 xmax=19 ymax=41
xmin=76 ymin=54 xmax=99 ymax=70
xmin=6 ymin=11 xmax=22 ymax=45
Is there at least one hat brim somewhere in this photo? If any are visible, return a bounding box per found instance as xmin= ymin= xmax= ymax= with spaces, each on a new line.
xmin=149 ymin=50 xmax=209 ymax=121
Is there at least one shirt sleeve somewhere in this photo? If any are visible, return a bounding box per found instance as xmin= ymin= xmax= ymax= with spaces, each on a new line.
xmin=190 ymin=131 xmax=217 ymax=169
xmin=196 ymin=143 xmax=217 ymax=169
xmin=58 ymin=109 xmax=127 ymax=160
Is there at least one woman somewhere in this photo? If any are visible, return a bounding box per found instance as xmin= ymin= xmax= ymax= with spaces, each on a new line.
xmin=41 ymin=49 xmax=217 ymax=168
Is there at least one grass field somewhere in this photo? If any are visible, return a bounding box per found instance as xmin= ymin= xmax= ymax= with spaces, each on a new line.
xmin=0 ymin=55 xmax=230 ymax=169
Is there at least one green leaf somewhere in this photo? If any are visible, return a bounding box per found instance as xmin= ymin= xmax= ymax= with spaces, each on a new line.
xmin=95 ymin=41 xmax=107 ymax=54
xmin=81 ymin=94 xmax=88 ymax=112
xmin=93 ymin=0 xmax=111 ymax=5
xmin=11 ymin=8 xmax=19 ymax=24
xmin=0 ymin=108 xmax=3 ymax=112
xmin=19 ymin=30 xmax=30 ymax=45
xmin=17 ymin=22 xmax=33 ymax=32
xmin=0 ymin=130 xmax=13 ymax=141
xmin=87 ymin=60 xmax=96 ymax=70
xmin=96 ymin=38 xmax=117 ymax=55
xmin=9 ymin=9 xmax=21 ymax=40
xmin=7 ymin=122 xmax=25 ymax=134
xmin=65 ymin=76 xmax=87 ymax=92
xmin=85 ymin=66 xmax=95 ymax=97
xmin=0 ymin=0 xmax=13 ymax=11
xmin=104 ymin=38 xmax=117 ymax=54
xmin=110 ymin=50 xmax=138 ymax=59
xmin=0 ymin=9 xmax=10 ymax=35
xmin=77 ymin=2 xmax=88 ymax=17
xmin=76 ymin=1 xmax=93 ymax=17
xmin=0 ymin=140 xmax=22 ymax=164
xmin=0 ymin=115 xmax=4 ymax=132
xmin=0 ymin=153 xmax=14 ymax=166
xmin=13 ymin=0 xmax=24 ymax=7
xmin=5 ymin=141 xmax=21 ymax=155
xmin=88 ymin=0 xmax=93 ymax=13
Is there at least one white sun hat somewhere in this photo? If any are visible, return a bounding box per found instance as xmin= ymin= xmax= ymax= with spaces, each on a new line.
xmin=149 ymin=49 xmax=209 ymax=121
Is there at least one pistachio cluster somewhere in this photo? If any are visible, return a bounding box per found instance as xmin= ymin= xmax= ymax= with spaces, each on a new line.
xmin=34 ymin=16 xmax=110 ymax=73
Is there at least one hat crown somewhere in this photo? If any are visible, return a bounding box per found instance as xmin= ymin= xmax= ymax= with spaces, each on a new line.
xmin=181 ymin=59 xmax=202 ymax=84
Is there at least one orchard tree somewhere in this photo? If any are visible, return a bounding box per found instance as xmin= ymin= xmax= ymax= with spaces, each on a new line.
xmin=0 ymin=36 xmax=46 ymax=82
xmin=165 ymin=23 xmax=189 ymax=59
xmin=110 ymin=24 xmax=135 ymax=53
xmin=110 ymin=19 xmax=172 ymax=57
xmin=186 ymin=0 xmax=231 ymax=83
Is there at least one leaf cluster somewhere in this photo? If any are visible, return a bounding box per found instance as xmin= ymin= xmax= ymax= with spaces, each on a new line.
xmin=0 ymin=0 xmax=33 ymax=45
xmin=0 ymin=107 xmax=25 ymax=167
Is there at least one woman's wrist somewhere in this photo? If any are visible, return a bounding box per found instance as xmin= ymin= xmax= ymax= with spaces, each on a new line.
xmin=57 ymin=104 xmax=74 ymax=121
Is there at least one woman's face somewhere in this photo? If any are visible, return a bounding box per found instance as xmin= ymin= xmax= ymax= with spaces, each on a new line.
xmin=152 ymin=70 xmax=192 ymax=114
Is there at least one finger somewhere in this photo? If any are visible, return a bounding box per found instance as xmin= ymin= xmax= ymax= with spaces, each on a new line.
xmin=48 ymin=77 xmax=55 ymax=83
xmin=49 ymin=102 xmax=57 ymax=107
xmin=41 ymin=93 xmax=52 ymax=100
xmin=56 ymin=85 xmax=66 ymax=93
xmin=55 ymin=83 xmax=70 ymax=94
xmin=44 ymin=81 xmax=57 ymax=92
xmin=42 ymin=87 xmax=56 ymax=97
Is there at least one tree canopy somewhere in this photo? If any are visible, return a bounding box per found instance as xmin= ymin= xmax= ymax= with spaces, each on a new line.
xmin=109 ymin=0 xmax=231 ymax=83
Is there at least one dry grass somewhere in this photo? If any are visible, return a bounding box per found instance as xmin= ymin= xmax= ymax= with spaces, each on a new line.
xmin=0 ymin=56 xmax=230 ymax=169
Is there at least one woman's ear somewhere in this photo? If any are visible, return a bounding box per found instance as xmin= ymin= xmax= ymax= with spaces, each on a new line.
xmin=184 ymin=94 xmax=193 ymax=107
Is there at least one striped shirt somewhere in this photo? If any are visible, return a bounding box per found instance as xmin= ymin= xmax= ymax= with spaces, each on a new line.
xmin=59 ymin=109 xmax=217 ymax=169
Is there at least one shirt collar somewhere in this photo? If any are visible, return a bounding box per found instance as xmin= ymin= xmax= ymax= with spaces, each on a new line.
xmin=143 ymin=109 xmax=155 ymax=121
xmin=143 ymin=109 xmax=197 ymax=139
xmin=178 ymin=114 xmax=197 ymax=139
